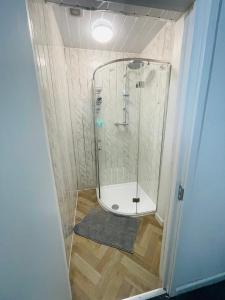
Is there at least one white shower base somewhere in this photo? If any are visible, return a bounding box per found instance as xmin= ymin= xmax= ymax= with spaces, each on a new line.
xmin=97 ymin=182 xmax=156 ymax=216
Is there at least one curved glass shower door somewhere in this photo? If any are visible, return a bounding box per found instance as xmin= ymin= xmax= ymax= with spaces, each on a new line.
xmin=93 ymin=59 xmax=170 ymax=216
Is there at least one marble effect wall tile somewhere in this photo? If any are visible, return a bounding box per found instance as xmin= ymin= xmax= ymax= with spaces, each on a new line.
xmin=142 ymin=22 xmax=175 ymax=62
xmin=65 ymin=48 xmax=139 ymax=188
xmin=94 ymin=61 xmax=140 ymax=186
xmin=65 ymin=47 xmax=170 ymax=203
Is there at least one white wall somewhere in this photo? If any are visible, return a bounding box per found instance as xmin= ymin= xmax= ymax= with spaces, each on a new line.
xmin=171 ymin=0 xmax=225 ymax=294
xmin=0 ymin=1 xmax=71 ymax=299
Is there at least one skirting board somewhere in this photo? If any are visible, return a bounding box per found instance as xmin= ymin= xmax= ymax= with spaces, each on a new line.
xmin=175 ymin=272 xmax=225 ymax=295
xmin=124 ymin=288 xmax=166 ymax=300
xmin=155 ymin=212 xmax=164 ymax=226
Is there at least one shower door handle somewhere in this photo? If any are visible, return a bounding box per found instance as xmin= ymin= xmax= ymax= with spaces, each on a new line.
xmin=114 ymin=122 xmax=128 ymax=126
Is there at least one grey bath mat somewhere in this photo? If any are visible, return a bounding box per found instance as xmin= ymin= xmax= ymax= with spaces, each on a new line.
xmin=74 ymin=208 xmax=139 ymax=253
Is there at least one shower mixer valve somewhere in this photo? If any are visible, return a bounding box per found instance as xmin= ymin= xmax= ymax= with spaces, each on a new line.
xmin=96 ymin=97 xmax=102 ymax=105
xmin=96 ymin=97 xmax=102 ymax=114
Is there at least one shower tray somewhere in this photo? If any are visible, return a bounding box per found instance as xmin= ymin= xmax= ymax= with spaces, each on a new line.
xmin=96 ymin=182 xmax=156 ymax=216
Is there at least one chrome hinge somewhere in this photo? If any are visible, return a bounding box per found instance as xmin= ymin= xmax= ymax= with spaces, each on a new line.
xmin=178 ymin=184 xmax=184 ymax=201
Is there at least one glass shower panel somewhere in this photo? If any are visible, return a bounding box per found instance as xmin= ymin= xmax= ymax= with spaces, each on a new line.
xmin=136 ymin=62 xmax=171 ymax=214
xmin=94 ymin=60 xmax=141 ymax=215
xmin=94 ymin=59 xmax=171 ymax=216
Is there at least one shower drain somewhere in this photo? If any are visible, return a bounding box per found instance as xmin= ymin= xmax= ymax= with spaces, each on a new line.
xmin=112 ymin=204 xmax=119 ymax=210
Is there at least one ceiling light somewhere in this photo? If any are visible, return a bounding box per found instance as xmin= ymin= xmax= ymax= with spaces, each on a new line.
xmin=92 ymin=19 xmax=113 ymax=43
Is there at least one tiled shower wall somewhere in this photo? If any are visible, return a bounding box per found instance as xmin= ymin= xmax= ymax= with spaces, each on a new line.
xmin=94 ymin=61 xmax=141 ymax=186
xmin=64 ymin=48 xmax=170 ymax=194
xmin=65 ymin=48 xmax=139 ymax=188
xmin=27 ymin=0 xmax=77 ymax=263
xmin=141 ymin=22 xmax=175 ymax=61
xmin=64 ymin=25 xmax=175 ymax=194
xmin=94 ymin=60 xmax=170 ymax=196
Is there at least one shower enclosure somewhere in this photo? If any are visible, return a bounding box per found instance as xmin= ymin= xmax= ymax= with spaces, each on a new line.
xmin=93 ymin=58 xmax=170 ymax=216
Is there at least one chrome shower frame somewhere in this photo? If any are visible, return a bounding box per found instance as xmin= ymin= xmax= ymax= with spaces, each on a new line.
xmin=92 ymin=57 xmax=171 ymax=216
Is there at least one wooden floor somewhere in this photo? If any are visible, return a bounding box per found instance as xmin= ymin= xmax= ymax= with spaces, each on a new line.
xmin=69 ymin=189 xmax=163 ymax=300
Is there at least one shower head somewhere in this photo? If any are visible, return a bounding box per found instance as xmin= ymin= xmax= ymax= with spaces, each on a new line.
xmin=127 ymin=60 xmax=144 ymax=70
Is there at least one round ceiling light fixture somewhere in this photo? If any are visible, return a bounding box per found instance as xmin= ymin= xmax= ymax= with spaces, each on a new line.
xmin=92 ymin=19 xmax=113 ymax=43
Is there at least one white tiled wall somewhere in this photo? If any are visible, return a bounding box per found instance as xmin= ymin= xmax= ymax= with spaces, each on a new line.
xmin=27 ymin=0 xmax=77 ymax=263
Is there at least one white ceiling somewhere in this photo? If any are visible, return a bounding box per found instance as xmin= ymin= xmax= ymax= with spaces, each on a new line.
xmin=52 ymin=5 xmax=177 ymax=53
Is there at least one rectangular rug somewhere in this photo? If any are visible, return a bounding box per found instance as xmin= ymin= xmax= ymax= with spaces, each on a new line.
xmin=74 ymin=208 xmax=139 ymax=253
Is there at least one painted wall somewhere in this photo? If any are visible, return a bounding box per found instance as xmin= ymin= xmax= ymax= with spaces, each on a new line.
xmin=27 ymin=0 xmax=78 ymax=262
xmin=172 ymin=0 xmax=225 ymax=294
xmin=141 ymin=16 xmax=185 ymax=222
xmin=0 ymin=1 xmax=71 ymax=299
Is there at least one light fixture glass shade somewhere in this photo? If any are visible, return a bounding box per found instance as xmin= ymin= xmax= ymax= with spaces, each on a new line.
xmin=92 ymin=19 xmax=113 ymax=43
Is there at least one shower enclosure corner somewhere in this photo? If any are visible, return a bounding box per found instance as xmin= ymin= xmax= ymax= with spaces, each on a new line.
xmin=93 ymin=58 xmax=171 ymax=216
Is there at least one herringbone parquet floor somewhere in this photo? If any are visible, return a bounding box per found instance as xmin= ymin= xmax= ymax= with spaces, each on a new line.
xmin=70 ymin=189 xmax=163 ymax=300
